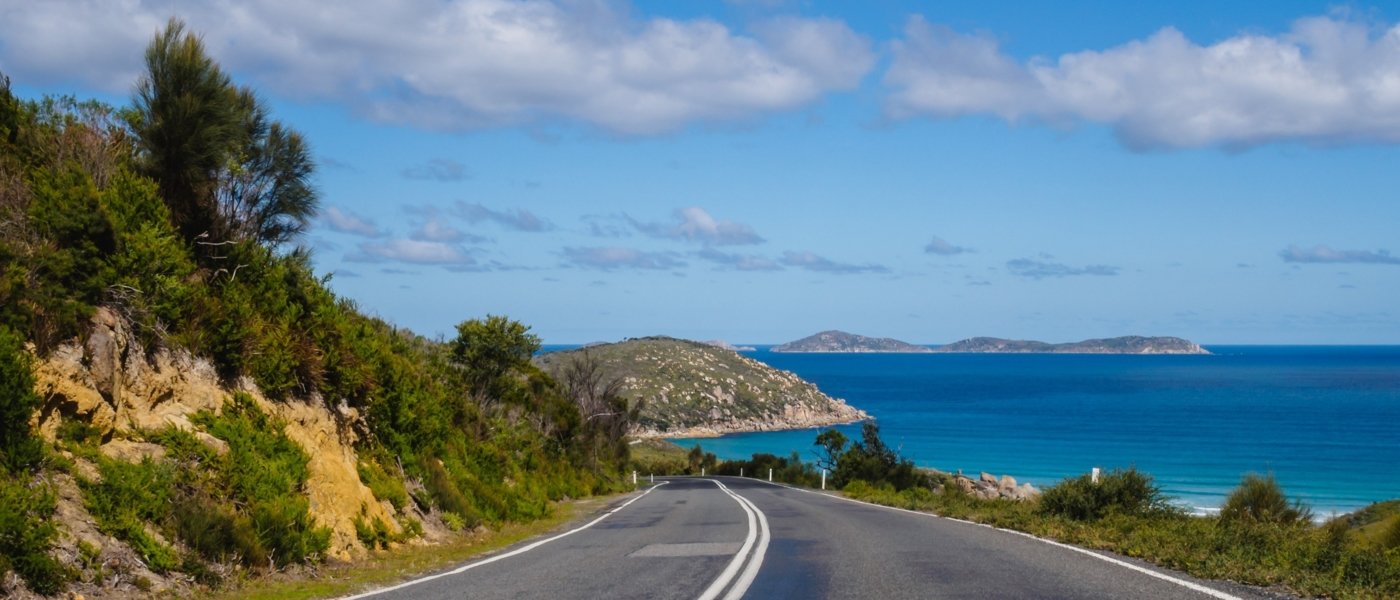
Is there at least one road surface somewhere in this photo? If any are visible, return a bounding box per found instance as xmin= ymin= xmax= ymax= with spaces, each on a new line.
xmin=344 ymin=477 xmax=1289 ymax=600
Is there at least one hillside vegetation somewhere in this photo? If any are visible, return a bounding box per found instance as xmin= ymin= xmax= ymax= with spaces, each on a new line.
xmin=534 ymin=337 xmax=867 ymax=437
xmin=0 ymin=20 xmax=630 ymax=598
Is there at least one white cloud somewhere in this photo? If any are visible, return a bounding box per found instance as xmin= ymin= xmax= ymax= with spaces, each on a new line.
xmin=632 ymin=207 xmax=763 ymax=245
xmin=0 ymin=1 xmax=873 ymax=135
xmin=1280 ymin=244 xmax=1400 ymax=265
xmin=321 ymin=206 xmax=382 ymax=237
xmin=924 ymin=235 xmax=971 ymax=255
xmin=561 ymin=246 xmax=685 ymax=270
xmin=350 ymin=239 xmax=475 ymax=266
xmin=779 ymin=250 xmax=887 ymax=274
xmin=453 ymin=202 xmax=552 ymax=232
xmin=1005 ymin=258 xmax=1118 ymax=279
xmin=695 ymin=248 xmax=782 ymax=271
xmin=402 ymin=158 xmax=470 ymax=182
xmin=410 ymin=218 xmax=484 ymax=244
xmin=886 ymin=14 xmax=1400 ymax=149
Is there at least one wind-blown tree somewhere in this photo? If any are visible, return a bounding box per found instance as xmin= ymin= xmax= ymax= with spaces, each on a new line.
xmin=215 ymin=89 xmax=318 ymax=248
xmin=133 ymin=18 xmax=317 ymax=251
xmin=132 ymin=18 xmax=239 ymax=244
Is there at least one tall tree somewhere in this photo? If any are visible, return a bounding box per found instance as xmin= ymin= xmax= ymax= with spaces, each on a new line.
xmin=131 ymin=18 xmax=239 ymax=243
xmin=133 ymin=19 xmax=318 ymax=250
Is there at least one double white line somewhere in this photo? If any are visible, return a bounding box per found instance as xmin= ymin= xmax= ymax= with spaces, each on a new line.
xmin=697 ymin=479 xmax=770 ymax=600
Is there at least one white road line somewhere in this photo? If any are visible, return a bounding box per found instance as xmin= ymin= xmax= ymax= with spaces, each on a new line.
xmin=720 ymin=483 xmax=770 ymax=600
xmin=735 ymin=477 xmax=1244 ymax=600
xmin=339 ymin=482 xmax=668 ymax=600
xmin=695 ymin=479 xmax=759 ymax=600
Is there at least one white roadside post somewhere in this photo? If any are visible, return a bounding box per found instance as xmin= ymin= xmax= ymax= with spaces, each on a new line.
xmin=740 ymin=468 xmax=744 ymax=478
xmin=701 ymin=467 xmax=705 ymax=476
xmin=650 ymin=473 xmax=654 ymax=483
xmin=821 ymin=469 xmax=826 ymax=490
xmin=633 ymin=470 xmax=637 ymax=485
xmin=768 ymin=468 xmax=773 ymax=482
xmin=1092 ymin=467 xmax=1101 ymax=484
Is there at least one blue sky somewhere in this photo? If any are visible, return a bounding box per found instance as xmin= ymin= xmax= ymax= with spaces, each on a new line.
xmin=3 ymin=1 xmax=1398 ymax=344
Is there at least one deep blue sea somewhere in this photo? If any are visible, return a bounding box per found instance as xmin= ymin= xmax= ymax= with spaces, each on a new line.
xmin=661 ymin=346 xmax=1400 ymax=517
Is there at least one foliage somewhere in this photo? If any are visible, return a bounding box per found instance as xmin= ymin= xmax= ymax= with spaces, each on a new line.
xmin=1219 ymin=473 xmax=1312 ymax=526
xmin=827 ymin=423 xmax=929 ymax=491
xmin=1039 ymin=467 xmax=1172 ymax=521
xmin=451 ymin=315 xmax=540 ymax=395
xmin=0 ymin=325 xmax=44 ymax=473
xmin=82 ymin=455 xmax=181 ymax=572
xmin=714 ymin=451 xmax=822 ymax=487
xmin=0 ymin=476 xmax=69 ymax=594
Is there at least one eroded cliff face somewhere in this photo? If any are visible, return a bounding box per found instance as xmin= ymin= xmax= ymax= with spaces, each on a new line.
xmin=30 ymin=308 xmax=398 ymax=565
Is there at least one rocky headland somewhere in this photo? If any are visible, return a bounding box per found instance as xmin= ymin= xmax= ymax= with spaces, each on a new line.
xmin=534 ymin=337 xmax=868 ymax=438
xmin=934 ymin=336 xmax=1209 ymax=355
xmin=772 ymin=330 xmax=932 ymax=353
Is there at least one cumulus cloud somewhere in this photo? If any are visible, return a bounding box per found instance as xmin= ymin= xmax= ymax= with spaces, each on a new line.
xmin=925 ymin=235 xmax=971 ymax=255
xmin=779 ymin=251 xmax=888 ymax=274
xmin=0 ymin=1 xmax=874 ymax=135
xmin=402 ymin=158 xmax=470 ymax=182
xmin=1006 ymin=258 xmax=1118 ymax=279
xmin=694 ymin=248 xmax=782 ymax=271
xmin=321 ymin=206 xmax=383 ymax=237
xmin=1280 ymin=244 xmax=1400 ymax=265
xmin=410 ymin=218 xmax=486 ymax=244
xmin=885 ymin=14 xmax=1400 ymax=149
xmin=632 ymin=207 xmax=763 ymax=245
xmin=452 ymin=202 xmax=552 ymax=232
xmin=561 ymin=246 xmax=685 ymax=270
xmin=349 ymin=239 xmax=475 ymax=266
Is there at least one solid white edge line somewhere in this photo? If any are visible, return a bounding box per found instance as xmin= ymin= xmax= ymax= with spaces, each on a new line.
xmin=730 ymin=476 xmax=1244 ymax=600
xmin=721 ymin=484 xmax=770 ymax=600
xmin=696 ymin=479 xmax=759 ymax=600
xmin=339 ymin=482 xmax=669 ymax=600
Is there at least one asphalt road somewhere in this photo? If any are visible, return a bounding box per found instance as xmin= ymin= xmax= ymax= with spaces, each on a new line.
xmin=345 ymin=477 xmax=1291 ymax=600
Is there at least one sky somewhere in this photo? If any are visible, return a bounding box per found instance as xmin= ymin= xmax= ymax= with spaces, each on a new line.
xmin=2 ymin=0 xmax=1399 ymax=344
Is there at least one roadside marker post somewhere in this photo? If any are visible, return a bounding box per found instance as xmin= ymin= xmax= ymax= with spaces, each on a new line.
xmin=1092 ymin=467 xmax=1101 ymax=484
xmin=650 ymin=473 xmax=654 ymax=483
xmin=821 ymin=469 xmax=826 ymax=490
xmin=702 ymin=467 xmax=705 ymax=476
xmin=768 ymin=468 xmax=773 ymax=482
xmin=740 ymin=468 xmax=743 ymax=477
xmin=633 ymin=471 xmax=637 ymax=485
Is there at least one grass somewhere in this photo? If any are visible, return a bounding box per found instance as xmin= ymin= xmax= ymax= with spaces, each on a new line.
xmin=210 ymin=495 xmax=609 ymax=600
xmin=839 ymin=476 xmax=1400 ymax=599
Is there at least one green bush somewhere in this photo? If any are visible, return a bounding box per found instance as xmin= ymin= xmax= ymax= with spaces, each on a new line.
xmin=1040 ymin=467 xmax=1171 ymax=521
xmin=1219 ymin=473 xmax=1312 ymax=526
xmin=0 ymin=325 xmax=44 ymax=473
xmin=1383 ymin=517 xmax=1400 ymax=550
xmin=81 ymin=455 xmax=180 ymax=572
xmin=0 ymin=476 xmax=70 ymax=594
xmin=357 ymin=456 xmax=409 ymax=511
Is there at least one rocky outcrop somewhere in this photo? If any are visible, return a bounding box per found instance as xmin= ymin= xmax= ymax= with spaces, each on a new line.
xmin=29 ymin=308 xmax=397 ymax=564
xmin=948 ymin=471 xmax=1040 ymax=501
xmin=772 ymin=330 xmax=932 ymax=353
xmin=534 ymin=337 xmax=868 ymax=438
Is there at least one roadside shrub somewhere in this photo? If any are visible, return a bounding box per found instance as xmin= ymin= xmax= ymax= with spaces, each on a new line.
xmin=1040 ymin=467 xmax=1170 ymax=521
xmin=81 ymin=456 xmax=180 ymax=572
xmin=194 ymin=393 xmax=329 ymax=566
xmin=357 ymin=456 xmax=409 ymax=511
xmin=1219 ymin=474 xmax=1312 ymax=526
xmin=422 ymin=458 xmax=479 ymax=528
xmin=1384 ymin=517 xmax=1400 ymax=550
xmin=0 ymin=325 xmax=44 ymax=472
xmin=0 ymin=477 xmax=69 ymax=594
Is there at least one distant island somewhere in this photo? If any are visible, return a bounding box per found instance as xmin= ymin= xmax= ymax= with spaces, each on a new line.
xmin=934 ymin=336 xmax=1209 ymax=355
xmin=772 ymin=330 xmax=933 ymax=353
xmin=534 ymin=336 xmax=867 ymax=437
xmin=702 ymin=339 xmax=757 ymax=352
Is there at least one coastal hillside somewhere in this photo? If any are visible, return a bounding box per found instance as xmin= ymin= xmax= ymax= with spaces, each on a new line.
xmin=935 ymin=336 xmax=1208 ymax=354
xmin=773 ymin=330 xmax=932 ymax=353
xmin=534 ymin=337 xmax=868 ymax=437
xmin=0 ymin=24 xmax=630 ymax=598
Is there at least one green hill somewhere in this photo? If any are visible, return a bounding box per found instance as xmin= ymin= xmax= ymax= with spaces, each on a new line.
xmin=535 ymin=337 xmax=868 ymax=436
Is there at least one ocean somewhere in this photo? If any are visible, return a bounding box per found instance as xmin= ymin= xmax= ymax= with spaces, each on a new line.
xmin=666 ymin=346 xmax=1400 ymax=517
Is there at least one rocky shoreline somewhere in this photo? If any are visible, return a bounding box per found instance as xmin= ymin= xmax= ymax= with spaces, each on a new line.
xmin=632 ymin=409 xmax=869 ymax=439
xmin=937 ymin=470 xmax=1042 ymax=501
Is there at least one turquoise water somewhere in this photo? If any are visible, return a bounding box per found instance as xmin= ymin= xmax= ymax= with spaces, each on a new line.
xmin=672 ymin=346 xmax=1400 ymax=516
